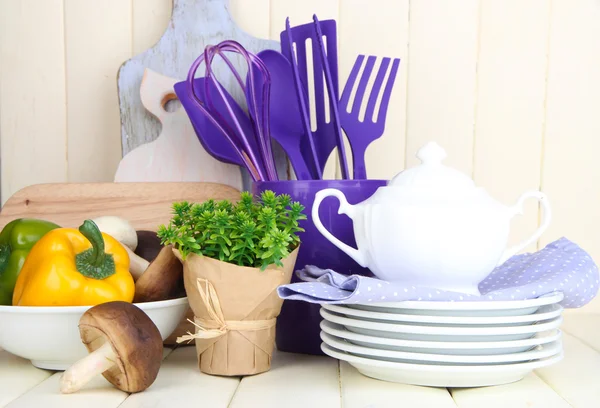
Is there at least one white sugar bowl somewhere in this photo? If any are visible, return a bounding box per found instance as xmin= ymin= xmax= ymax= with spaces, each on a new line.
xmin=312 ymin=142 xmax=551 ymax=296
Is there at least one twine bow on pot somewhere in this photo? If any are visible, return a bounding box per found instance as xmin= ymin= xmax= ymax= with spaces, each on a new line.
xmin=176 ymin=278 xmax=277 ymax=343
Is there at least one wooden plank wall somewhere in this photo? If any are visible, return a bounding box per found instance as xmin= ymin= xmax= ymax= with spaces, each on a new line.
xmin=1 ymin=0 xmax=600 ymax=311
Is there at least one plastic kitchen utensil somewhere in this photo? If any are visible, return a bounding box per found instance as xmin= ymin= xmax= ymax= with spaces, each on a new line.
xmin=340 ymin=55 xmax=401 ymax=179
xmin=248 ymin=50 xmax=314 ymax=179
xmin=281 ymin=17 xmax=347 ymax=179
xmin=174 ymin=77 xmax=263 ymax=180
xmin=281 ymin=18 xmax=321 ymax=180
xmin=252 ymin=179 xmax=387 ymax=355
xmin=312 ymin=15 xmax=349 ymax=179
xmin=312 ymin=142 xmax=552 ymax=295
xmin=202 ymin=41 xmax=279 ymax=180
xmin=176 ymin=40 xmax=279 ymax=181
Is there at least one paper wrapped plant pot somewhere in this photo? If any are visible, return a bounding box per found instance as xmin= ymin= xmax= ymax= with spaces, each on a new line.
xmin=174 ymin=246 xmax=299 ymax=376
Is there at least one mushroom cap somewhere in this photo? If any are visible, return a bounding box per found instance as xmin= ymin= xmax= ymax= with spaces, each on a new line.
xmin=78 ymin=301 xmax=163 ymax=393
xmin=134 ymin=230 xmax=163 ymax=263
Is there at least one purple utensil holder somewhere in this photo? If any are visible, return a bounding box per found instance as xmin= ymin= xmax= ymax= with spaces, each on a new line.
xmin=252 ymin=179 xmax=387 ymax=355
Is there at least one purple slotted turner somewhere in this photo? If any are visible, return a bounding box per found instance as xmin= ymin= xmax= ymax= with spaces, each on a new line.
xmin=281 ymin=17 xmax=349 ymax=179
xmin=339 ymin=55 xmax=401 ymax=179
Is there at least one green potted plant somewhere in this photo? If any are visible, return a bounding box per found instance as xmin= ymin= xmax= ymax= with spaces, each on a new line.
xmin=158 ymin=190 xmax=305 ymax=376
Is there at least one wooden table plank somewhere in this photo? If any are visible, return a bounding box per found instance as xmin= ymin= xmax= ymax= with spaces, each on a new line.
xmin=228 ymin=350 xmax=341 ymax=408
xmin=535 ymin=333 xmax=600 ymax=408
xmin=5 ymin=348 xmax=173 ymax=408
xmin=119 ymin=347 xmax=240 ymax=408
xmin=0 ymin=350 xmax=53 ymax=407
xmin=339 ymin=361 xmax=457 ymax=408
xmin=450 ymin=373 xmax=571 ymax=408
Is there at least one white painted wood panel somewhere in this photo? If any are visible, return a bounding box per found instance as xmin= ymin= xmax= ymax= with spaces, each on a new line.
xmin=450 ymin=373 xmax=571 ymax=408
xmin=339 ymin=361 xmax=457 ymax=408
xmin=0 ymin=351 xmax=53 ymax=407
xmin=0 ymin=0 xmax=68 ymax=204
xmin=64 ymin=0 xmax=132 ymax=183
xmin=338 ymin=0 xmax=409 ymax=181
xmin=560 ymin=313 xmax=600 ymax=351
xmin=5 ymin=372 xmax=128 ymax=408
xmin=119 ymin=347 xmax=240 ymax=408
xmin=132 ymin=0 xmax=173 ymax=55
xmin=540 ymin=0 xmax=600 ymax=313
xmin=535 ymin=333 xmax=600 ymax=408
xmin=228 ymin=350 xmax=341 ymax=408
xmin=230 ymin=0 xmax=270 ymax=40
xmin=473 ymin=0 xmax=550 ymax=253
xmin=404 ymin=0 xmax=480 ymax=176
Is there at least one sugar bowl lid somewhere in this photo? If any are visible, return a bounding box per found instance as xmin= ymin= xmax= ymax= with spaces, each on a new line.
xmin=388 ymin=142 xmax=475 ymax=192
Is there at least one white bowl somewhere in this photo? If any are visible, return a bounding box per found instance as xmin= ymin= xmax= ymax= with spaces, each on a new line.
xmin=0 ymin=297 xmax=189 ymax=370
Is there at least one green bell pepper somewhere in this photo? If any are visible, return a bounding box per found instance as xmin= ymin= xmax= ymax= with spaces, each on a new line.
xmin=0 ymin=218 xmax=60 ymax=305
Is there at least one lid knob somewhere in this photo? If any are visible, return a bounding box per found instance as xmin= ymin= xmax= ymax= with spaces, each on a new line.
xmin=417 ymin=142 xmax=447 ymax=165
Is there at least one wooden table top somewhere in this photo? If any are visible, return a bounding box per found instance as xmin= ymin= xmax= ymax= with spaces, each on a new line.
xmin=1 ymin=313 xmax=598 ymax=408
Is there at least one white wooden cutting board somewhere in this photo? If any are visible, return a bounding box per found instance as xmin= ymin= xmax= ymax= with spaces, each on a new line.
xmin=114 ymin=69 xmax=244 ymax=191
xmin=116 ymin=0 xmax=289 ymax=188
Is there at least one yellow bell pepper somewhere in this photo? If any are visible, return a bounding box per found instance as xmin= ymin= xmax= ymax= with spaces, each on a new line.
xmin=12 ymin=220 xmax=134 ymax=306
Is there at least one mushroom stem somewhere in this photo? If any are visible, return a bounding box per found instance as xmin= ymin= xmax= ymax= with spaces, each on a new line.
xmin=124 ymin=245 xmax=150 ymax=281
xmin=60 ymin=341 xmax=117 ymax=394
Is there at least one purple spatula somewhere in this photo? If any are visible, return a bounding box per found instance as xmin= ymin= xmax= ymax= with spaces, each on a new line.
xmin=339 ymin=55 xmax=401 ymax=179
xmin=312 ymin=15 xmax=349 ymax=180
xmin=281 ymin=17 xmax=349 ymax=179
xmin=248 ymin=50 xmax=316 ymax=180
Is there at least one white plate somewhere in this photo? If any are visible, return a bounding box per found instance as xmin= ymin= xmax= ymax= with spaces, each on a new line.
xmin=320 ymin=308 xmax=564 ymax=341
xmin=323 ymin=303 xmax=563 ymax=326
xmin=348 ymin=292 xmax=564 ymax=317
xmin=320 ymin=320 xmax=563 ymax=355
xmin=321 ymin=342 xmax=564 ymax=387
xmin=320 ymin=331 xmax=563 ymax=365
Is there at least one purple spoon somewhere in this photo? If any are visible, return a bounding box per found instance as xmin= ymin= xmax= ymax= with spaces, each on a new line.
xmin=174 ymin=77 xmax=265 ymax=181
xmin=247 ymin=50 xmax=315 ymax=180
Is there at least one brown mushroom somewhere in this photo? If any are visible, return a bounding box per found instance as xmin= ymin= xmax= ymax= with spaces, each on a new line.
xmin=134 ymin=230 xmax=163 ymax=263
xmin=133 ymin=245 xmax=184 ymax=303
xmin=60 ymin=301 xmax=163 ymax=394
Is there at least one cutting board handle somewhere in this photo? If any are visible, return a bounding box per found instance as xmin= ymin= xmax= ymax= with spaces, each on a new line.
xmin=140 ymin=69 xmax=178 ymax=121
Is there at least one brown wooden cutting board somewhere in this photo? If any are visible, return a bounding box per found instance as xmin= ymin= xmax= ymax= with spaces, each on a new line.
xmin=0 ymin=182 xmax=240 ymax=230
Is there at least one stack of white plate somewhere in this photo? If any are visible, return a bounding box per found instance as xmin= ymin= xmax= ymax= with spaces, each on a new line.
xmin=319 ymin=292 xmax=565 ymax=387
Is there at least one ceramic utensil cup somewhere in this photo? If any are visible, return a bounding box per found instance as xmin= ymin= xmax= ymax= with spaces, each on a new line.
xmin=252 ymin=179 xmax=387 ymax=355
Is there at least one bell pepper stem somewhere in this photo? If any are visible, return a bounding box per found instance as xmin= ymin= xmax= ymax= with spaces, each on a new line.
xmin=79 ymin=220 xmax=105 ymax=267
xmin=76 ymin=220 xmax=116 ymax=280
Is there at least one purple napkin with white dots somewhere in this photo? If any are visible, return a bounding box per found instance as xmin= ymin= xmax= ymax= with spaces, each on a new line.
xmin=277 ymin=237 xmax=599 ymax=308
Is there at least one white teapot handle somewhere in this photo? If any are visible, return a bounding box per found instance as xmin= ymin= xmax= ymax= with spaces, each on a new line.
xmin=312 ymin=188 xmax=368 ymax=267
xmin=497 ymin=191 xmax=552 ymax=265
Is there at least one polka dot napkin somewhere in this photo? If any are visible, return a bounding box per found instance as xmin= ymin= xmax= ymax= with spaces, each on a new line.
xmin=277 ymin=238 xmax=599 ymax=308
